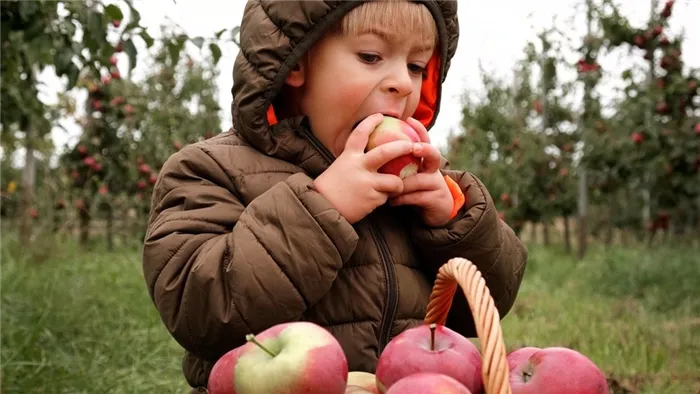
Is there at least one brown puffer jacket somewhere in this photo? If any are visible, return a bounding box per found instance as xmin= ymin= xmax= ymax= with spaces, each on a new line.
xmin=142 ymin=1 xmax=528 ymax=392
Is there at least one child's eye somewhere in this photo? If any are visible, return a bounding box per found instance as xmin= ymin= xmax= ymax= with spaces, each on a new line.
xmin=358 ymin=53 xmax=380 ymax=63
xmin=408 ymin=63 xmax=426 ymax=76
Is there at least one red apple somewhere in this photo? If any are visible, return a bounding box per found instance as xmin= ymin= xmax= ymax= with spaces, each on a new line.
xmin=695 ymin=123 xmax=700 ymax=134
xmin=207 ymin=322 xmax=348 ymax=394
xmin=384 ymin=373 xmax=472 ymax=394
xmin=632 ymin=132 xmax=644 ymax=144
xmin=376 ymin=324 xmax=482 ymax=394
xmin=366 ymin=116 xmax=421 ymax=179
xmin=509 ymin=347 xmax=609 ymax=394
xmin=346 ymin=371 xmax=380 ymax=394
xmin=507 ymin=347 xmax=541 ymax=371
xmin=208 ymin=347 xmax=244 ymax=394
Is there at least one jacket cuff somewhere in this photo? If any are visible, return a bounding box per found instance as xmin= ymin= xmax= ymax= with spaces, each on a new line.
xmin=445 ymin=175 xmax=466 ymax=220
xmin=284 ymin=172 xmax=359 ymax=262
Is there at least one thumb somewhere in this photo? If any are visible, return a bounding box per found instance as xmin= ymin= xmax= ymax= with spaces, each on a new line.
xmin=344 ymin=113 xmax=384 ymax=152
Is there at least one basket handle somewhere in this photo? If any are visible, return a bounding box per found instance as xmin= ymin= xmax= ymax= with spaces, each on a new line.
xmin=424 ymin=257 xmax=512 ymax=394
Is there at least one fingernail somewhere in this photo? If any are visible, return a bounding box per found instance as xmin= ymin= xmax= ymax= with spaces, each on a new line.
xmin=413 ymin=143 xmax=423 ymax=152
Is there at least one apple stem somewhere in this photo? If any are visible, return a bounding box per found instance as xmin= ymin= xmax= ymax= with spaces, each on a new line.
xmin=245 ymin=334 xmax=277 ymax=357
xmin=429 ymin=323 xmax=436 ymax=351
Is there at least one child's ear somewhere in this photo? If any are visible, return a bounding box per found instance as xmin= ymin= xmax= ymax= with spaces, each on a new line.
xmin=285 ymin=64 xmax=305 ymax=87
xmin=285 ymin=58 xmax=306 ymax=87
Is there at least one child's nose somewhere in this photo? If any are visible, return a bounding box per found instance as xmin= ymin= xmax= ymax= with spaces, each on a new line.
xmin=383 ymin=65 xmax=413 ymax=97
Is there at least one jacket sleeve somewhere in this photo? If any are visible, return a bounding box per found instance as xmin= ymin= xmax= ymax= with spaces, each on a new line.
xmin=407 ymin=168 xmax=528 ymax=337
xmin=142 ymin=145 xmax=359 ymax=362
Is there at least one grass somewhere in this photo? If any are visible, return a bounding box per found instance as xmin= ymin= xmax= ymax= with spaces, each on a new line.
xmin=1 ymin=237 xmax=699 ymax=393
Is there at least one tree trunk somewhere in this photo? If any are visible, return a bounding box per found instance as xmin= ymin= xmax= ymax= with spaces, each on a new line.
xmin=18 ymin=116 xmax=36 ymax=245
xmin=542 ymin=220 xmax=550 ymax=246
xmin=563 ymin=216 xmax=571 ymax=252
xmin=605 ymin=201 xmax=614 ymax=246
xmin=79 ymin=204 xmax=90 ymax=247
xmin=106 ymin=205 xmax=114 ymax=251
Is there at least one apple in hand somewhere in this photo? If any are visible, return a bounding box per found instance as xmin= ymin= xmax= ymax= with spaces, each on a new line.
xmin=375 ymin=324 xmax=482 ymax=393
xmin=207 ymin=322 xmax=348 ymax=394
xmin=384 ymin=373 xmax=473 ymax=394
xmin=346 ymin=371 xmax=380 ymax=394
xmin=365 ymin=115 xmax=422 ymax=179
xmin=508 ymin=347 xmax=609 ymax=394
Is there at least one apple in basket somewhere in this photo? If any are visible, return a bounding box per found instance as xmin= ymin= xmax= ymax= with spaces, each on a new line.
xmin=365 ymin=115 xmax=422 ymax=179
xmin=207 ymin=321 xmax=348 ymax=394
xmin=384 ymin=372 xmax=473 ymax=394
xmin=507 ymin=346 xmax=610 ymax=394
xmin=375 ymin=323 xmax=483 ymax=393
xmin=345 ymin=371 xmax=381 ymax=394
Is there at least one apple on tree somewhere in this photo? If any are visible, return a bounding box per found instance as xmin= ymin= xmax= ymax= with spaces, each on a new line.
xmin=207 ymin=322 xmax=348 ymax=394
xmin=365 ymin=115 xmax=422 ymax=179
xmin=375 ymin=323 xmax=483 ymax=394
xmin=507 ymin=346 xmax=609 ymax=394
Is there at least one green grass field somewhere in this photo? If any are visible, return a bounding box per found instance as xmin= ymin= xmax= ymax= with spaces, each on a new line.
xmin=2 ymin=238 xmax=699 ymax=393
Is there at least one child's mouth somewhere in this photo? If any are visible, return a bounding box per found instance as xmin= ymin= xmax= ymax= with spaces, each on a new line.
xmin=352 ymin=114 xmax=398 ymax=130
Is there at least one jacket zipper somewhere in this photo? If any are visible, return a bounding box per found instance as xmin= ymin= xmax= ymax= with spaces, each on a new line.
xmin=369 ymin=221 xmax=398 ymax=355
xmin=300 ymin=124 xmax=336 ymax=164
xmin=300 ymin=122 xmax=398 ymax=354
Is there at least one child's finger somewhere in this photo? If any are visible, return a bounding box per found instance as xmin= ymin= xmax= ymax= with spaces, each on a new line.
xmin=401 ymin=172 xmax=440 ymax=194
xmin=389 ymin=190 xmax=433 ymax=207
xmin=363 ymin=140 xmax=414 ymax=171
xmin=411 ymin=142 xmax=442 ymax=173
xmin=345 ymin=113 xmax=385 ymax=153
xmin=406 ymin=117 xmax=430 ymax=144
xmin=373 ymin=173 xmax=405 ymax=195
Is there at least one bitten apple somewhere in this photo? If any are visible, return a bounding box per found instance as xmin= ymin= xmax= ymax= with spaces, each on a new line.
xmin=375 ymin=324 xmax=482 ymax=393
xmin=384 ymin=373 xmax=473 ymax=394
xmin=509 ymin=347 xmax=609 ymax=394
xmin=347 ymin=371 xmax=380 ymax=394
xmin=207 ymin=322 xmax=348 ymax=394
xmin=365 ymin=116 xmax=421 ymax=179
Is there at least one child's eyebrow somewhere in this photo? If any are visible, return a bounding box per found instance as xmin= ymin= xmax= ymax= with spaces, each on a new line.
xmin=358 ymin=26 xmax=435 ymax=52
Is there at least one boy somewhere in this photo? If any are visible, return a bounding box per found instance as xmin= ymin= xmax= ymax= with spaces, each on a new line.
xmin=142 ymin=1 xmax=528 ymax=392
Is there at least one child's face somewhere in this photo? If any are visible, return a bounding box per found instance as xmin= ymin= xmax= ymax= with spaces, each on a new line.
xmin=292 ymin=26 xmax=435 ymax=157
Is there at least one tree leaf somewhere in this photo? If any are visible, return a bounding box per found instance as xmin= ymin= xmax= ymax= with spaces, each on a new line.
xmin=167 ymin=40 xmax=182 ymax=66
xmin=124 ymin=38 xmax=138 ymax=71
xmin=231 ymin=26 xmax=240 ymax=47
xmin=87 ymin=11 xmax=105 ymax=48
xmin=139 ymin=30 xmax=154 ymax=48
xmin=104 ymin=4 xmax=124 ymax=22
xmin=191 ymin=36 xmax=205 ymax=49
xmin=67 ymin=63 xmax=80 ymax=89
xmin=209 ymin=43 xmax=221 ymax=65
xmin=18 ymin=1 xmax=39 ymax=22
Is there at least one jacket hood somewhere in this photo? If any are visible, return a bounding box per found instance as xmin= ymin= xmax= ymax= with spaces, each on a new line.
xmin=230 ymin=0 xmax=459 ymax=172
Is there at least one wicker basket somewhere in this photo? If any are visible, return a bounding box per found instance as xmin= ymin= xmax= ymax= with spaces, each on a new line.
xmin=423 ymin=257 xmax=512 ymax=394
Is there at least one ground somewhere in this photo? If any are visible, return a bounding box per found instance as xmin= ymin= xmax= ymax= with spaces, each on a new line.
xmin=1 ymin=238 xmax=698 ymax=393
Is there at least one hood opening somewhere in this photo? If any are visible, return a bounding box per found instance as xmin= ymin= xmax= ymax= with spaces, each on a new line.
xmin=265 ymin=50 xmax=441 ymax=130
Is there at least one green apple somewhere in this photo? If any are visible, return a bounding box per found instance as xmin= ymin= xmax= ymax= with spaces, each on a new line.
xmin=209 ymin=321 xmax=348 ymax=393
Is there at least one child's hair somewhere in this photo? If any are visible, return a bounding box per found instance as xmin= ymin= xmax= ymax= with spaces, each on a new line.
xmin=332 ymin=1 xmax=438 ymax=49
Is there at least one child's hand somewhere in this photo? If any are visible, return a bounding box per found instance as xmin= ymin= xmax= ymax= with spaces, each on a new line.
xmin=389 ymin=117 xmax=454 ymax=227
xmin=313 ymin=113 xmax=414 ymax=224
